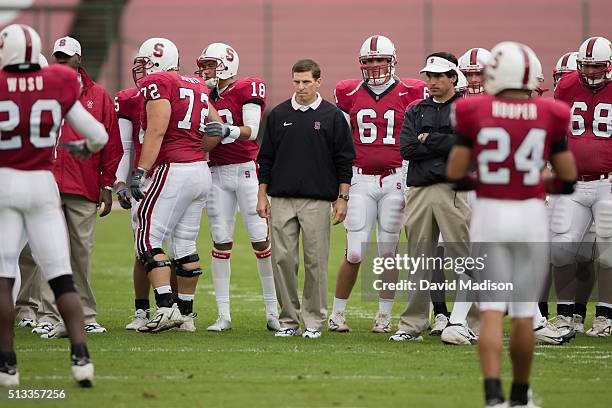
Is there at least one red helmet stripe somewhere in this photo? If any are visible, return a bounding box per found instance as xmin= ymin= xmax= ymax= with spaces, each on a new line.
xmin=370 ymin=36 xmax=378 ymax=52
xmin=561 ymin=52 xmax=571 ymax=67
xmin=519 ymin=46 xmax=530 ymax=86
xmin=586 ymin=37 xmax=597 ymax=58
xmin=20 ymin=25 xmax=32 ymax=63
xmin=469 ymin=48 xmax=478 ymax=65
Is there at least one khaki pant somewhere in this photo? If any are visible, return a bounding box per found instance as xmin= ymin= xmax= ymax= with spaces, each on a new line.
xmin=271 ymin=197 xmax=330 ymax=331
xmin=398 ymin=183 xmax=471 ymax=335
xmin=15 ymin=194 xmax=98 ymax=324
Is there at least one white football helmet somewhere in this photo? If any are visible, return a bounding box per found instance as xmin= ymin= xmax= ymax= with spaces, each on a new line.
xmin=132 ymin=37 xmax=179 ymax=84
xmin=484 ymin=41 xmax=540 ymax=96
xmin=457 ymin=48 xmax=491 ymax=94
xmin=359 ymin=35 xmax=397 ymax=86
xmin=553 ymin=52 xmax=578 ymax=87
xmin=455 ymin=69 xmax=468 ymax=95
xmin=38 ymin=54 xmax=48 ymax=68
xmin=0 ymin=24 xmax=42 ymax=68
xmin=196 ymin=42 xmax=239 ymax=89
xmin=532 ymin=54 xmax=548 ymax=96
xmin=577 ymin=36 xmax=612 ymax=89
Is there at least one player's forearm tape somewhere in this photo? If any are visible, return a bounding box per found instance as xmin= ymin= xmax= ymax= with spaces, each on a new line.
xmin=227 ymin=125 xmax=241 ymax=140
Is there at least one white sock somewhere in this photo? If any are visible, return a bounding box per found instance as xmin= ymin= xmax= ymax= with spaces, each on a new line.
xmin=178 ymin=293 xmax=195 ymax=301
xmin=211 ymin=249 xmax=231 ymax=320
xmin=154 ymin=285 xmax=172 ymax=295
xmin=449 ymin=301 xmax=472 ymax=325
xmin=255 ymin=247 xmax=278 ymax=316
xmin=333 ymin=297 xmax=348 ymax=314
xmin=378 ymin=298 xmax=394 ymax=315
xmin=596 ymin=302 xmax=612 ymax=308
xmin=532 ymin=304 xmax=544 ymax=329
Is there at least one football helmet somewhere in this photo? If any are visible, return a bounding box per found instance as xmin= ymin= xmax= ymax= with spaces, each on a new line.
xmin=196 ymin=42 xmax=239 ymax=89
xmin=553 ymin=52 xmax=578 ymax=87
xmin=132 ymin=37 xmax=179 ymax=85
xmin=484 ymin=41 xmax=540 ymax=96
xmin=455 ymin=69 xmax=469 ymax=95
xmin=359 ymin=35 xmax=397 ymax=86
xmin=458 ymin=48 xmax=491 ymax=94
xmin=0 ymin=24 xmax=42 ymax=68
xmin=38 ymin=54 xmax=48 ymax=68
xmin=532 ymin=55 xmax=549 ymax=96
xmin=577 ymin=36 xmax=612 ymax=90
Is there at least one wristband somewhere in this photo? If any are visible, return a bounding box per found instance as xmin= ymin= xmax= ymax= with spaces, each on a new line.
xmin=227 ymin=125 xmax=240 ymax=140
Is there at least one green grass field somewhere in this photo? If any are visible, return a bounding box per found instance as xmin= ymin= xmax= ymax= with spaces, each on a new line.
xmin=6 ymin=210 xmax=611 ymax=407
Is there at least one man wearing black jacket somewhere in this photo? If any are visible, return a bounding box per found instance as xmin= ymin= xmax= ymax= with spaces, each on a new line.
xmin=390 ymin=53 xmax=471 ymax=341
xmin=257 ymin=59 xmax=355 ymax=339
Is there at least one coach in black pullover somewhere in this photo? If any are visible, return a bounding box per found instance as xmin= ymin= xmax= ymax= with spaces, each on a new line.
xmin=257 ymin=59 xmax=354 ymax=337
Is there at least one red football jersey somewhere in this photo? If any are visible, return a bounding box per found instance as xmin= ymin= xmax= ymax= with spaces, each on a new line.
xmin=554 ymin=71 xmax=612 ymax=175
xmin=335 ymin=78 xmax=428 ymax=172
xmin=208 ymin=77 xmax=266 ymax=166
xmin=139 ymin=72 xmax=210 ymax=166
xmin=115 ymin=86 xmax=143 ymax=166
xmin=0 ymin=65 xmax=81 ymax=171
xmin=453 ymin=94 xmax=570 ymax=200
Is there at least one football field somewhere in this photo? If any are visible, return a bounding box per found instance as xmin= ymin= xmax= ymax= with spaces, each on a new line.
xmin=9 ymin=210 xmax=610 ymax=408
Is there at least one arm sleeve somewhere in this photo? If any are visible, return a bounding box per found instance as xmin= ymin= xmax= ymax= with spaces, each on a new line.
xmin=65 ymin=101 xmax=108 ymax=153
xmin=257 ymin=113 xmax=275 ymax=185
xmin=98 ymin=92 xmax=123 ymax=187
xmin=114 ymin=118 xmax=134 ymax=183
xmin=333 ymin=109 xmax=356 ymax=185
xmin=242 ymin=103 xmax=262 ymax=140
xmin=399 ymin=107 xmax=439 ymax=161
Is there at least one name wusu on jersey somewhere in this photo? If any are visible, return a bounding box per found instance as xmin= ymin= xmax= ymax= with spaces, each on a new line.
xmin=6 ymin=75 xmax=44 ymax=92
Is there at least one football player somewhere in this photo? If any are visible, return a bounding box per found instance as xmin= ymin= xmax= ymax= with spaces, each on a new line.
xmin=0 ymin=24 xmax=108 ymax=387
xmin=195 ymin=43 xmax=279 ymax=332
xmin=551 ymin=36 xmax=612 ymax=337
xmin=447 ymin=41 xmax=577 ymax=408
xmin=129 ymin=38 xmax=223 ymax=333
xmin=329 ymin=35 xmax=427 ymax=333
xmin=457 ymin=47 xmax=492 ymax=95
xmin=553 ymin=52 xmax=578 ymax=89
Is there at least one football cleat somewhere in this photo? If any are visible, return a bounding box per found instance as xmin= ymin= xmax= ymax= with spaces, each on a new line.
xmin=17 ymin=318 xmax=37 ymax=328
xmin=429 ymin=313 xmax=449 ymax=336
xmin=41 ymin=321 xmax=68 ymax=339
xmin=179 ymin=313 xmax=197 ymax=332
xmin=71 ymin=355 xmax=94 ymax=388
xmin=84 ymin=322 xmax=107 ymax=334
xmin=371 ymin=312 xmax=392 ymax=333
xmin=32 ymin=321 xmax=53 ymax=334
xmin=206 ymin=316 xmax=232 ymax=332
xmin=140 ymin=304 xmax=182 ymax=333
xmin=533 ymin=319 xmax=568 ymax=345
xmin=328 ymin=311 xmax=350 ymax=332
xmin=275 ymin=327 xmax=301 ymax=337
xmin=125 ymin=309 xmax=149 ymax=331
xmin=389 ymin=330 xmax=423 ymax=342
xmin=485 ymin=402 xmax=508 ymax=408
xmin=586 ymin=316 xmax=612 ymax=337
xmin=509 ymin=389 xmax=541 ymax=408
xmin=302 ymin=328 xmax=321 ymax=339
xmin=0 ymin=362 xmax=19 ymax=387
xmin=549 ymin=315 xmax=576 ymax=340
xmin=441 ymin=323 xmax=478 ymax=345
xmin=266 ymin=313 xmax=281 ymax=331
xmin=572 ymin=314 xmax=585 ymax=334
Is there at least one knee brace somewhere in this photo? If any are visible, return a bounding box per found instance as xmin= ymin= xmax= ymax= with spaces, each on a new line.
xmin=140 ymin=248 xmax=172 ymax=274
xmin=48 ymin=274 xmax=76 ymax=299
xmin=173 ymin=254 xmax=202 ymax=277
xmin=212 ymin=248 xmax=231 ymax=259
xmin=254 ymin=245 xmax=272 ymax=259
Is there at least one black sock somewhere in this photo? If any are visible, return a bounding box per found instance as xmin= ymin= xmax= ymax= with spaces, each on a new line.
xmin=70 ymin=343 xmax=89 ymax=359
xmin=0 ymin=351 xmax=17 ymax=366
xmin=557 ymin=303 xmax=574 ymax=317
xmin=484 ymin=378 xmax=504 ymax=404
xmin=574 ymin=303 xmax=587 ymax=320
xmin=538 ymin=302 xmax=549 ymax=319
xmin=154 ymin=290 xmax=173 ymax=308
xmin=135 ymin=299 xmax=150 ymax=313
xmin=509 ymin=382 xmax=529 ymax=405
xmin=595 ymin=305 xmax=612 ymax=319
xmin=433 ymin=302 xmax=449 ymax=317
xmin=177 ymin=299 xmax=193 ymax=315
